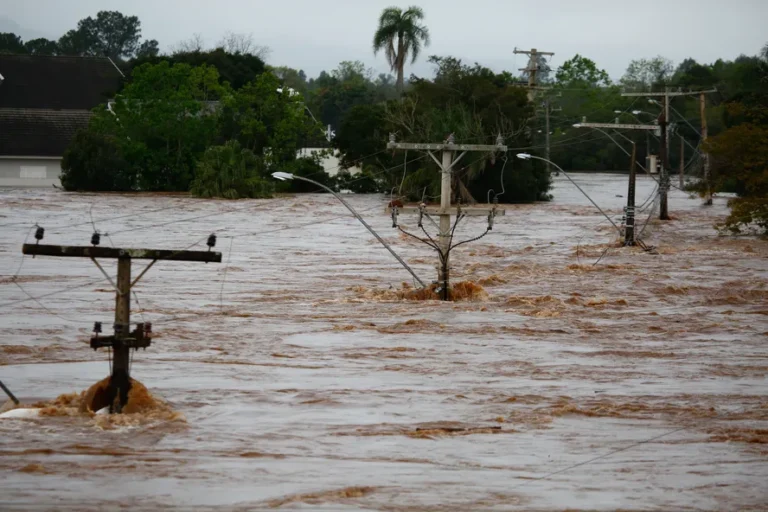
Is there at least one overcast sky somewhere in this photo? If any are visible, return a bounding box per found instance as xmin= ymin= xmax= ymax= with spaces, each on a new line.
xmin=3 ymin=0 xmax=766 ymax=80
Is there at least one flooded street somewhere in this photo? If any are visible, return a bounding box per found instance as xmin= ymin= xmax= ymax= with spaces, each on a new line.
xmin=1 ymin=174 xmax=766 ymax=511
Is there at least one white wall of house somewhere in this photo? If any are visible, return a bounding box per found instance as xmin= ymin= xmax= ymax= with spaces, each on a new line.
xmin=0 ymin=157 xmax=62 ymax=187
xmin=298 ymin=148 xmax=362 ymax=177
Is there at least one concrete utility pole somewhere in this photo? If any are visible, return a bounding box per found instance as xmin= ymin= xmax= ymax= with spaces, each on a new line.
xmin=386 ymin=134 xmax=506 ymax=300
xmin=22 ymin=242 xmax=221 ymax=412
xmin=622 ymin=89 xmax=717 ymax=212
xmin=658 ymin=111 xmax=670 ymax=220
xmin=626 ymin=143 xmax=637 ymax=246
xmin=514 ymin=47 xmax=555 ymax=101
xmin=575 ymin=121 xmax=660 ymax=230
xmin=700 ymin=92 xmax=712 ymax=205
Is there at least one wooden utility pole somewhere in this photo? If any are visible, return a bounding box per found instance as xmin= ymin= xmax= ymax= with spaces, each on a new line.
xmin=625 ymin=143 xmax=637 ymax=246
xmin=700 ymin=92 xmax=712 ymax=205
xmin=514 ymin=47 xmax=554 ymax=101
xmin=22 ymin=243 xmax=221 ymax=412
xmin=386 ymin=134 xmax=506 ymax=300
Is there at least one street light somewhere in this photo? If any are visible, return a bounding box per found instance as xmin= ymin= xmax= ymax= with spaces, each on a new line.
xmin=271 ymin=172 xmax=426 ymax=288
xmin=515 ymin=154 xmax=621 ymax=235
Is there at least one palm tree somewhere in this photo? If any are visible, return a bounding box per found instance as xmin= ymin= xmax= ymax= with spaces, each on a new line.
xmin=373 ymin=6 xmax=430 ymax=94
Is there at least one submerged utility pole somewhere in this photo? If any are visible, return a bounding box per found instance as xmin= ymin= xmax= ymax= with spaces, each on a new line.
xmin=574 ymin=121 xmax=660 ymax=228
xmin=622 ymin=89 xmax=717 ymax=217
xmin=700 ymin=92 xmax=712 ymax=205
xmin=386 ymin=134 xmax=506 ymax=300
xmin=625 ymin=143 xmax=637 ymax=246
xmin=23 ymin=240 xmax=221 ymax=412
xmin=658 ymin=111 xmax=670 ymax=220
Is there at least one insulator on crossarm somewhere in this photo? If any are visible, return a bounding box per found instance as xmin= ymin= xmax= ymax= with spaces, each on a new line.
xmin=34 ymin=226 xmax=44 ymax=242
xmin=91 ymin=232 xmax=101 ymax=246
xmin=207 ymin=233 xmax=217 ymax=250
xmin=93 ymin=321 xmax=102 ymax=334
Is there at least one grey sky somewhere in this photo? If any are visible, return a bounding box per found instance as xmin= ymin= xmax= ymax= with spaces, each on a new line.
xmin=2 ymin=0 xmax=766 ymax=80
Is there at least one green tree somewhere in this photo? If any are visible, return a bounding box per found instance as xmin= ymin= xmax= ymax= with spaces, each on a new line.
xmin=305 ymin=61 xmax=377 ymax=130
xmin=61 ymin=129 xmax=138 ymax=191
xmin=63 ymin=61 xmax=225 ymax=192
xmin=555 ymin=54 xmax=611 ymax=87
xmin=24 ymin=38 xmax=59 ymax=55
xmin=620 ymin=56 xmax=674 ymax=91
xmin=218 ymin=71 xmax=319 ymax=163
xmin=57 ymin=10 xmax=153 ymax=60
xmin=0 ymin=33 xmax=25 ymax=54
xmin=336 ymin=56 xmax=546 ymax=202
xmin=372 ymin=6 xmax=430 ymax=93
xmin=129 ymin=48 xmax=266 ymax=90
xmin=135 ymin=39 xmax=159 ymax=58
xmin=705 ymin=102 xmax=768 ymax=234
xmin=190 ymin=140 xmax=273 ymax=199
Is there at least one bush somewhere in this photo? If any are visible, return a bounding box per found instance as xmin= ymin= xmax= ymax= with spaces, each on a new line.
xmin=190 ymin=141 xmax=273 ymax=199
xmin=335 ymin=166 xmax=384 ymax=194
xmin=277 ymin=156 xmax=335 ymax=193
xmin=61 ymin=130 xmax=137 ymax=191
xmin=717 ymin=198 xmax=768 ymax=234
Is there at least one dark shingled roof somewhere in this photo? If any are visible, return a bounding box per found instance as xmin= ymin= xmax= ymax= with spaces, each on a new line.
xmin=0 ymin=54 xmax=124 ymax=109
xmin=0 ymin=109 xmax=91 ymax=157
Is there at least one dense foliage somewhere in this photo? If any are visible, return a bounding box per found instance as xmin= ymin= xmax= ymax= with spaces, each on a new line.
xmin=1 ymin=10 xmax=157 ymax=60
xmin=62 ymin=61 xmax=320 ymax=197
xmin=190 ymin=141 xmax=273 ymax=199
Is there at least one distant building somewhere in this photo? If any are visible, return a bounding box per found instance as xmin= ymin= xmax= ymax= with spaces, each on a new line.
xmin=297 ymin=148 xmax=362 ymax=177
xmin=0 ymin=55 xmax=123 ymax=187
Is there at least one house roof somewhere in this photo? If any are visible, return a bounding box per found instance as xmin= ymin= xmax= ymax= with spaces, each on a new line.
xmin=0 ymin=54 xmax=124 ymax=109
xmin=0 ymin=108 xmax=91 ymax=157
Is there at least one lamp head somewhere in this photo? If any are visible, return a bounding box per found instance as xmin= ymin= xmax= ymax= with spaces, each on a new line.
xmin=572 ymin=123 xmax=582 ymax=128
xmin=272 ymin=171 xmax=295 ymax=181
xmin=516 ymin=153 xmax=532 ymax=160
xmin=632 ymin=110 xmax=641 ymax=115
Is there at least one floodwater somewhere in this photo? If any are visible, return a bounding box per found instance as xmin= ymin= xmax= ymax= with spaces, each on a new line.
xmin=0 ymin=174 xmax=766 ymax=511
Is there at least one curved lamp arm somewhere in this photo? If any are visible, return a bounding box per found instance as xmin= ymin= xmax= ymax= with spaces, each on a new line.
xmin=272 ymin=172 xmax=426 ymax=288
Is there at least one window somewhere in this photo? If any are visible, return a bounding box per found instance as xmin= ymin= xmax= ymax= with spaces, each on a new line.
xmin=20 ymin=166 xmax=47 ymax=179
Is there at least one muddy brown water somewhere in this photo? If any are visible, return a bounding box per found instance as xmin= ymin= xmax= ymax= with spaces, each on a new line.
xmin=0 ymin=174 xmax=766 ymax=511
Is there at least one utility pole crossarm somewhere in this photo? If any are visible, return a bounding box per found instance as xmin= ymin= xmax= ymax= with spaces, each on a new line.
xmin=577 ymin=122 xmax=659 ymax=131
xmin=514 ymin=49 xmax=554 ymax=56
xmin=387 ymin=142 xmax=507 ymax=152
xmin=21 ymin=239 xmax=222 ymax=414
xmin=387 ymin=206 xmax=506 ymax=217
xmin=620 ymin=89 xmax=717 ymax=97
xmin=22 ymin=244 xmax=222 ymax=263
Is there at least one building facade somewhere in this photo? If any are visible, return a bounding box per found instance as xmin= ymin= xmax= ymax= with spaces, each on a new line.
xmin=0 ymin=55 xmax=123 ymax=187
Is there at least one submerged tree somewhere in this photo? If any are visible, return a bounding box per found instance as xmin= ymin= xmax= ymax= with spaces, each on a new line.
xmin=372 ymin=6 xmax=430 ymax=93
xmin=190 ymin=141 xmax=273 ymax=199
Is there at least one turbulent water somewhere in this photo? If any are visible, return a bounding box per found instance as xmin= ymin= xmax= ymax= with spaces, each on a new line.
xmin=0 ymin=174 xmax=766 ymax=511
